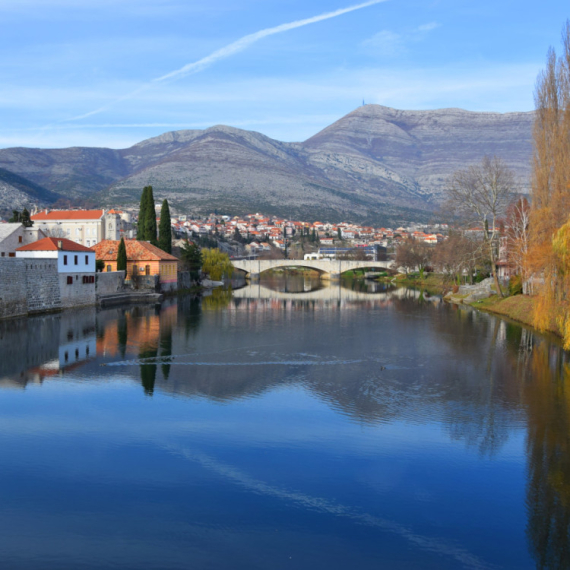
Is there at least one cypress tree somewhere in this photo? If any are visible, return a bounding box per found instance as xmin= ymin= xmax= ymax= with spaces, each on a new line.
xmin=144 ymin=186 xmax=158 ymax=245
xmin=158 ymin=199 xmax=172 ymax=253
xmin=117 ymin=237 xmax=127 ymax=271
xmin=137 ymin=186 xmax=149 ymax=240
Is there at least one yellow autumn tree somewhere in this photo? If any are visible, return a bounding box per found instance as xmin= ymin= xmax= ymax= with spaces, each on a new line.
xmin=201 ymin=248 xmax=234 ymax=281
xmin=530 ymin=20 xmax=570 ymax=342
xmin=552 ymin=219 xmax=570 ymax=348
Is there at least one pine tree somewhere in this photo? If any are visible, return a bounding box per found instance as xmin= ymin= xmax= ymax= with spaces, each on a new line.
xmin=117 ymin=237 xmax=127 ymax=271
xmin=21 ymin=208 xmax=33 ymax=227
xmin=137 ymin=186 xmax=149 ymax=240
xmin=158 ymin=199 xmax=172 ymax=253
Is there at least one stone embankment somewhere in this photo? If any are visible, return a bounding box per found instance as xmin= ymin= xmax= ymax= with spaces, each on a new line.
xmin=445 ymin=278 xmax=495 ymax=304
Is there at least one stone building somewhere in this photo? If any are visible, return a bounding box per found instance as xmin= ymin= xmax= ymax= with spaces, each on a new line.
xmin=30 ymin=209 xmax=133 ymax=247
xmin=0 ymin=223 xmax=46 ymax=257
xmin=16 ymin=237 xmax=96 ymax=308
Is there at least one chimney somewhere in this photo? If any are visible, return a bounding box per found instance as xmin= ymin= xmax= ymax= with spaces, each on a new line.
xmin=57 ymin=240 xmax=62 ymax=249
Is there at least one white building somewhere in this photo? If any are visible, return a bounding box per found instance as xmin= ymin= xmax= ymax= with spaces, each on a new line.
xmin=0 ymin=223 xmax=46 ymax=258
xmin=30 ymin=209 xmax=128 ymax=247
xmin=16 ymin=237 xmax=97 ymax=308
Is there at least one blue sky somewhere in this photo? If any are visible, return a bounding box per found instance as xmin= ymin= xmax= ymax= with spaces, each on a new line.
xmin=1 ymin=0 xmax=568 ymax=149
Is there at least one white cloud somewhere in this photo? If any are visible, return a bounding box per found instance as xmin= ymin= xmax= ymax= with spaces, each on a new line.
xmin=417 ymin=22 xmax=440 ymax=32
xmin=361 ymin=21 xmax=441 ymax=57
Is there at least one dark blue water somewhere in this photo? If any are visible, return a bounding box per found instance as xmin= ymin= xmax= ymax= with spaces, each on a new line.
xmin=0 ymin=281 xmax=568 ymax=569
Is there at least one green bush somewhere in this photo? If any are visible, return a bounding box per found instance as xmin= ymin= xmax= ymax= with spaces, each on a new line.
xmin=509 ymin=274 xmax=523 ymax=296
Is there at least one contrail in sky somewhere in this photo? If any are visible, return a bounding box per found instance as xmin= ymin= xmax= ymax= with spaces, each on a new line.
xmin=69 ymin=0 xmax=387 ymax=121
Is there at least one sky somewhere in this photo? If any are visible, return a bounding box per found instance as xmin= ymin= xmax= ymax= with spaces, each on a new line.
xmin=1 ymin=0 xmax=568 ymax=149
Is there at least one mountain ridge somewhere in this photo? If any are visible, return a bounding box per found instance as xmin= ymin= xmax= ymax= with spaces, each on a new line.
xmin=0 ymin=105 xmax=535 ymax=224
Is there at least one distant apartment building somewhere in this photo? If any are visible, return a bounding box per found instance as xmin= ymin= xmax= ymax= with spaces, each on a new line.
xmin=31 ymin=209 xmax=133 ymax=247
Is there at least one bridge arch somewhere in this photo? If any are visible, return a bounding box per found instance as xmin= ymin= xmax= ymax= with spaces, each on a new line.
xmin=231 ymin=259 xmax=395 ymax=280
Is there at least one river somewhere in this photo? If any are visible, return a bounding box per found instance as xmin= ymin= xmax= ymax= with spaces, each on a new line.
xmin=0 ymin=275 xmax=568 ymax=569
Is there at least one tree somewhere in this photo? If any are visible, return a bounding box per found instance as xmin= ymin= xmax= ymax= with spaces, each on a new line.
xmin=158 ymin=199 xmax=172 ymax=253
xmin=529 ymin=20 xmax=570 ymax=344
xmin=433 ymin=232 xmax=484 ymax=285
xmin=21 ymin=208 xmax=33 ymax=227
xmin=505 ymin=197 xmax=531 ymax=283
xmin=137 ymin=186 xmax=149 ymax=240
xmin=201 ymin=248 xmax=234 ymax=281
xmin=137 ymin=185 xmax=157 ymax=244
xmin=117 ymin=237 xmax=127 ymax=271
xmin=8 ymin=209 xmax=33 ymax=226
xmin=395 ymin=238 xmax=432 ymax=277
xmin=180 ymin=240 xmax=202 ymax=281
xmin=445 ymin=156 xmax=514 ymax=297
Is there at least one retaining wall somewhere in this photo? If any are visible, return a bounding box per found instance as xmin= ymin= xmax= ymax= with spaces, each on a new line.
xmin=96 ymin=271 xmax=125 ymax=296
xmin=0 ymin=258 xmax=61 ymax=319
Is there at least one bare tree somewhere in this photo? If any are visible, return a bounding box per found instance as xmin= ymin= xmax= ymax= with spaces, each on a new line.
xmin=434 ymin=232 xmax=484 ymax=285
xmin=446 ymin=156 xmax=514 ymax=297
xmin=40 ymin=226 xmax=67 ymax=238
xmin=505 ymin=197 xmax=531 ymax=282
xmin=395 ymin=238 xmax=432 ymax=276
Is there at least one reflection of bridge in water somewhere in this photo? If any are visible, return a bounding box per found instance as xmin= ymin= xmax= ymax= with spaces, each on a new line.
xmin=232 ymin=283 xmax=430 ymax=303
xmin=231 ymin=259 xmax=395 ymax=280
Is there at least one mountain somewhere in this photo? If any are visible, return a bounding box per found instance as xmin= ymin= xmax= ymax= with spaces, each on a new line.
xmin=0 ymin=105 xmax=535 ymax=223
xmin=0 ymin=168 xmax=61 ymax=211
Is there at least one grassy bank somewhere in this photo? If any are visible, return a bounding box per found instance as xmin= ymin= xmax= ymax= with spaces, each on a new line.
xmin=377 ymin=273 xmax=447 ymax=295
xmin=470 ymin=295 xmax=561 ymax=337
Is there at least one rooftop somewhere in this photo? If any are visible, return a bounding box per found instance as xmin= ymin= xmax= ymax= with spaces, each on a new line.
xmin=16 ymin=237 xmax=94 ymax=252
xmin=32 ymin=209 xmax=104 ymax=221
xmin=91 ymin=239 xmax=179 ymax=262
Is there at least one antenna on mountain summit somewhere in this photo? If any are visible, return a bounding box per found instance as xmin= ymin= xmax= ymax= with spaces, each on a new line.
xmin=362 ymin=99 xmax=365 ymax=106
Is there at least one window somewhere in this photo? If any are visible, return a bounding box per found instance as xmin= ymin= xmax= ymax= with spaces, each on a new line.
xmin=145 ymin=265 xmax=150 ymax=276
xmin=64 ymin=255 xmax=68 ymax=265
xmin=76 ymin=228 xmax=80 ymax=236
xmin=107 ymin=265 xmax=112 ymax=272
xmin=18 ymin=236 xmax=22 ymax=243
xmin=1 ymin=252 xmax=4 ymax=257
xmin=74 ymin=255 xmax=78 ymax=265
xmin=8 ymin=253 xmax=15 ymax=257
xmin=85 ymin=255 xmax=89 ymax=265
xmin=66 ymin=276 xmax=73 ymax=285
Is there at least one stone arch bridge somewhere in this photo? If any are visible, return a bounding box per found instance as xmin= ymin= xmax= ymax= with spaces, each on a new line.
xmin=231 ymin=259 xmax=395 ymax=280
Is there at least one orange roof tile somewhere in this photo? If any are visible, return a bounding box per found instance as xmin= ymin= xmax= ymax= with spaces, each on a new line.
xmin=32 ymin=209 xmax=104 ymax=221
xmin=91 ymin=240 xmax=179 ymax=262
xmin=16 ymin=237 xmax=94 ymax=252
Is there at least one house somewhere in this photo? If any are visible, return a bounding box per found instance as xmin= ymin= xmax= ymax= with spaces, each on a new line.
xmin=92 ymin=240 xmax=179 ymax=292
xmin=16 ymin=237 xmax=97 ymax=308
xmin=31 ymin=209 xmax=125 ymax=246
xmin=0 ymin=223 xmax=46 ymax=257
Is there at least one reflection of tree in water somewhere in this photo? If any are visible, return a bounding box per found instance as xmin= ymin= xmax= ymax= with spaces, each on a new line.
xmin=117 ymin=312 xmax=128 ymax=359
xmin=202 ymin=287 xmax=233 ymax=311
xmin=178 ymin=295 xmax=202 ymax=340
xmin=138 ymin=307 xmax=160 ymax=396
xmin=389 ymin=295 xmax=525 ymax=456
xmin=159 ymin=316 xmax=173 ymax=381
xmin=524 ymin=344 xmax=570 ymax=569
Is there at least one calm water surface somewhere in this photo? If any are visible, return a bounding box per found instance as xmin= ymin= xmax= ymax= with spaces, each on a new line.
xmin=1 ymin=276 xmax=569 ymax=569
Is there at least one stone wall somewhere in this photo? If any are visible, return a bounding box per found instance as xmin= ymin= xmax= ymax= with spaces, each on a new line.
xmin=59 ymin=273 xmax=96 ymax=309
xmin=96 ymin=271 xmax=125 ymax=296
xmin=0 ymin=258 xmax=61 ymax=319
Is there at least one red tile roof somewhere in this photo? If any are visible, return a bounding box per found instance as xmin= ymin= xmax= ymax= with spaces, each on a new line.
xmin=91 ymin=240 xmax=179 ymax=262
xmin=31 ymin=209 xmax=104 ymax=221
xmin=16 ymin=237 xmax=94 ymax=252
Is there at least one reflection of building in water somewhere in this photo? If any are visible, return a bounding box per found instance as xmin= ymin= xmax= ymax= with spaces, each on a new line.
xmin=0 ymin=309 xmax=96 ymax=388
xmin=96 ymin=301 xmax=177 ymax=358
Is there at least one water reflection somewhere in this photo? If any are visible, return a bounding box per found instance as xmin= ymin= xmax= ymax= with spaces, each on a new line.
xmin=1 ymin=281 xmax=570 ymax=568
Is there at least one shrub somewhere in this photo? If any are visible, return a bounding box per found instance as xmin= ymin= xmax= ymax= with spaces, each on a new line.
xmin=509 ymin=274 xmax=523 ymax=296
